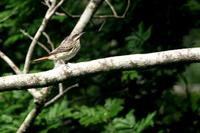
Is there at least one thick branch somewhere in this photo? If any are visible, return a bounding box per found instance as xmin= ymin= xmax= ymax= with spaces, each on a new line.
xmin=0 ymin=48 xmax=200 ymax=91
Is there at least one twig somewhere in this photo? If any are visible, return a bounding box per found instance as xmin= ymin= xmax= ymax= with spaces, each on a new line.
xmin=59 ymin=83 xmax=64 ymax=94
xmin=98 ymin=20 xmax=106 ymax=32
xmin=0 ymin=50 xmax=21 ymax=74
xmin=43 ymin=0 xmax=51 ymax=7
xmin=20 ymin=29 xmax=51 ymax=53
xmin=105 ymin=0 xmax=117 ymax=16
xmin=42 ymin=32 xmax=55 ymax=50
xmin=23 ymin=0 xmax=64 ymax=73
xmin=104 ymin=0 xmax=130 ymax=18
xmin=60 ymin=8 xmax=81 ymax=18
xmin=45 ymin=84 xmax=78 ymax=107
xmin=60 ymin=0 xmax=130 ymax=19
xmin=55 ymin=11 xmax=68 ymax=16
xmin=121 ymin=0 xmax=130 ymax=18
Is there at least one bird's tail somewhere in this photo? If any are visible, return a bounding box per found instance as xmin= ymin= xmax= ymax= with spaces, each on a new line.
xmin=31 ymin=56 xmax=49 ymax=64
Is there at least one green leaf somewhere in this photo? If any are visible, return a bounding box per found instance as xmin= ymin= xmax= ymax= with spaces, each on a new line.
xmin=125 ymin=22 xmax=152 ymax=53
xmin=4 ymin=33 xmax=24 ymax=46
xmin=62 ymin=98 xmax=125 ymax=126
xmin=45 ymin=99 xmax=70 ymax=122
xmin=125 ymin=110 xmax=136 ymax=126
xmin=121 ymin=70 xmax=139 ymax=82
xmin=52 ymin=15 xmax=66 ymax=23
xmin=134 ymin=112 xmax=156 ymax=133
xmin=103 ymin=111 xmax=156 ymax=133
xmin=104 ymin=98 xmax=124 ymax=118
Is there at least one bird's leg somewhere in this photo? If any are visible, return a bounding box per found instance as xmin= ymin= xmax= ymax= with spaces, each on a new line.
xmin=54 ymin=59 xmax=65 ymax=67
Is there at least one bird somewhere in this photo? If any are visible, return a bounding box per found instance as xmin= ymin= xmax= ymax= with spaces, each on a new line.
xmin=32 ymin=32 xmax=85 ymax=63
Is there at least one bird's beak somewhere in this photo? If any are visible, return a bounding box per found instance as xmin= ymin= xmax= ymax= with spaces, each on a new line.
xmin=78 ymin=32 xmax=85 ymax=38
xmin=72 ymin=32 xmax=85 ymax=41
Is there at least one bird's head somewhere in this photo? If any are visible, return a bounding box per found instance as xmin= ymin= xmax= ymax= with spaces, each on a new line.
xmin=72 ymin=32 xmax=85 ymax=41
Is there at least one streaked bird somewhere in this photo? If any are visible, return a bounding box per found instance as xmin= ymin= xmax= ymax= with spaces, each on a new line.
xmin=32 ymin=32 xmax=84 ymax=63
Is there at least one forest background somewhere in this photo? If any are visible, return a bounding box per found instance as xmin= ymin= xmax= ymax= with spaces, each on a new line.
xmin=0 ymin=0 xmax=200 ymax=132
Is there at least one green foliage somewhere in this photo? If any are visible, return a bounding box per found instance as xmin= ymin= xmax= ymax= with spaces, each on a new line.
xmin=37 ymin=98 xmax=155 ymax=132
xmin=0 ymin=91 xmax=33 ymax=133
xmin=121 ymin=70 xmax=139 ymax=82
xmin=190 ymin=93 xmax=200 ymax=113
xmin=185 ymin=0 xmax=200 ymax=11
xmin=36 ymin=99 xmax=72 ymax=133
xmin=39 ymin=98 xmax=124 ymax=127
xmin=4 ymin=33 xmax=24 ymax=46
xmin=52 ymin=15 xmax=66 ymax=23
xmin=125 ymin=22 xmax=152 ymax=53
xmin=104 ymin=110 xmax=155 ymax=133
xmin=157 ymin=89 xmax=200 ymax=132
xmin=182 ymin=63 xmax=200 ymax=83
xmin=71 ymin=98 xmax=124 ymax=126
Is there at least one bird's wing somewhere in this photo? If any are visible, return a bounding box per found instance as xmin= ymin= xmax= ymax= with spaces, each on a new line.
xmin=49 ymin=45 xmax=73 ymax=55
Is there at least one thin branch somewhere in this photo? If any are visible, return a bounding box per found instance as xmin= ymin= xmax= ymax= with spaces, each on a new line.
xmin=48 ymin=0 xmax=64 ymax=16
xmin=0 ymin=50 xmax=21 ymax=74
xmin=1 ymin=48 xmax=200 ymax=91
xmin=43 ymin=0 xmax=51 ymax=7
xmin=59 ymin=8 xmax=81 ymax=18
xmin=42 ymin=32 xmax=55 ymax=50
xmin=105 ymin=0 xmax=117 ymax=16
xmin=98 ymin=20 xmax=106 ymax=32
xmin=121 ymin=0 xmax=130 ymax=18
xmin=45 ymin=84 xmax=78 ymax=107
xmin=62 ymin=14 xmax=129 ymax=19
xmin=20 ymin=28 xmax=52 ymax=99
xmin=104 ymin=0 xmax=130 ymax=18
xmin=20 ymin=29 xmax=51 ymax=53
xmin=59 ymin=83 xmax=64 ymax=94
xmin=60 ymin=0 xmax=130 ymax=19
xmin=16 ymin=105 xmax=43 ymax=133
xmin=23 ymin=0 xmax=64 ymax=73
